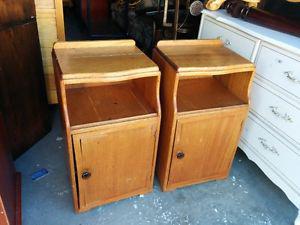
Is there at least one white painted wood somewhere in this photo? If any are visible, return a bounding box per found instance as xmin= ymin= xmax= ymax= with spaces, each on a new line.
xmin=239 ymin=137 xmax=300 ymax=209
xmin=199 ymin=10 xmax=300 ymax=224
xmin=256 ymin=43 xmax=300 ymax=100
xmin=295 ymin=210 xmax=300 ymax=225
xmin=200 ymin=17 xmax=259 ymax=61
xmin=241 ymin=115 xmax=300 ymax=189
xmin=250 ymin=81 xmax=300 ymax=147
xmin=201 ymin=9 xmax=300 ymax=55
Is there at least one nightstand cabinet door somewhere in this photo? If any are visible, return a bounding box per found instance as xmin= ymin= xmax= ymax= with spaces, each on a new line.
xmin=72 ymin=119 xmax=157 ymax=210
xmin=168 ymin=108 xmax=247 ymax=188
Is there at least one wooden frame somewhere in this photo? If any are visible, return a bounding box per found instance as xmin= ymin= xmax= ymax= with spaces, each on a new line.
xmin=55 ymin=0 xmax=65 ymax=40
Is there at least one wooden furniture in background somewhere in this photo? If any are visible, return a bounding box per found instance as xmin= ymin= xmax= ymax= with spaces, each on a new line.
xmin=63 ymin=0 xmax=73 ymax=7
xmin=0 ymin=112 xmax=21 ymax=225
xmin=199 ymin=9 xmax=300 ymax=224
xmin=152 ymin=39 xmax=255 ymax=192
xmin=35 ymin=0 xmax=65 ymax=104
xmin=0 ymin=0 xmax=50 ymax=158
xmin=240 ymin=7 xmax=300 ymax=37
xmin=242 ymin=0 xmax=260 ymax=7
xmin=75 ymin=0 xmax=109 ymax=36
xmin=53 ymin=40 xmax=161 ymax=212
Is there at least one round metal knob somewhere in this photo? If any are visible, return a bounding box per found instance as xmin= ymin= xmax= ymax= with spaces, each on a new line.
xmin=81 ymin=171 xmax=91 ymax=179
xmin=176 ymin=151 xmax=185 ymax=159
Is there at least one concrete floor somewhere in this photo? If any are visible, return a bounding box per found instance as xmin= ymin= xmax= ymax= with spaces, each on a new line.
xmin=15 ymin=108 xmax=298 ymax=225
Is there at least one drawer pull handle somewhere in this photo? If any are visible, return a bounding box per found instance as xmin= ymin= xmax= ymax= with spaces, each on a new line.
xmin=176 ymin=151 xmax=185 ymax=159
xmin=258 ymin=137 xmax=279 ymax=156
xmin=269 ymin=106 xmax=293 ymax=123
xmin=81 ymin=171 xmax=91 ymax=180
xmin=284 ymin=71 xmax=300 ymax=84
xmin=224 ymin=39 xmax=231 ymax=46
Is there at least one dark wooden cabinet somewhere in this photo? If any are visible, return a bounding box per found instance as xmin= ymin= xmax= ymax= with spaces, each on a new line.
xmin=0 ymin=0 xmax=35 ymax=25
xmin=75 ymin=0 xmax=109 ymax=35
xmin=0 ymin=112 xmax=21 ymax=225
xmin=0 ymin=0 xmax=50 ymax=158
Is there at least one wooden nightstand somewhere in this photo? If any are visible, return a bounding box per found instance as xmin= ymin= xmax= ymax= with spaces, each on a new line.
xmin=52 ymin=40 xmax=161 ymax=212
xmin=153 ymin=39 xmax=255 ymax=192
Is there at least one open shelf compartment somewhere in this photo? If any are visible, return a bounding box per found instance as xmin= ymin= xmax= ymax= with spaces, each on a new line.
xmin=66 ymin=77 xmax=158 ymax=130
xmin=177 ymin=72 xmax=252 ymax=114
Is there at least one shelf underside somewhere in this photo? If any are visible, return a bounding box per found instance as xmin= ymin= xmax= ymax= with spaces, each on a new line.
xmin=66 ymin=82 xmax=156 ymax=129
xmin=177 ymin=77 xmax=246 ymax=113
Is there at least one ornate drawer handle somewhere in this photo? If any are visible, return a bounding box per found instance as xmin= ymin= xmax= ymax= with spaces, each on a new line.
xmin=216 ymin=36 xmax=231 ymax=46
xmin=258 ymin=137 xmax=279 ymax=156
xmin=224 ymin=39 xmax=231 ymax=46
xmin=284 ymin=71 xmax=300 ymax=84
xmin=269 ymin=106 xmax=293 ymax=123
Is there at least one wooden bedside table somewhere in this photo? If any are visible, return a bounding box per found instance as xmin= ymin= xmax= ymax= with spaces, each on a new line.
xmin=52 ymin=40 xmax=161 ymax=212
xmin=152 ymin=39 xmax=255 ymax=192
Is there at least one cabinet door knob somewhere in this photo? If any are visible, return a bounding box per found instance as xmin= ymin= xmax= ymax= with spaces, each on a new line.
xmin=81 ymin=171 xmax=91 ymax=179
xmin=176 ymin=151 xmax=185 ymax=159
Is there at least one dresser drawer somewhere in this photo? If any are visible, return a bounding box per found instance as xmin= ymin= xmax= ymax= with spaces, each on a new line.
xmin=200 ymin=17 xmax=257 ymax=61
xmin=250 ymin=81 xmax=300 ymax=145
xmin=241 ymin=116 xmax=300 ymax=189
xmin=256 ymin=44 xmax=300 ymax=99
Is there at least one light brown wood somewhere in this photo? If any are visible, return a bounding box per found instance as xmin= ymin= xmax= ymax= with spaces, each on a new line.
xmin=156 ymin=40 xmax=254 ymax=74
xmin=73 ymin=118 xmax=157 ymax=210
xmin=152 ymin=48 xmax=179 ymax=191
xmin=54 ymin=0 xmax=65 ymax=40
xmin=242 ymin=0 xmax=260 ymax=7
xmin=35 ymin=0 xmax=65 ymax=104
xmin=205 ymin=0 xmax=226 ymax=10
xmin=53 ymin=40 xmax=161 ymax=212
xmin=152 ymin=40 xmax=255 ymax=191
xmin=177 ymin=77 xmax=247 ymax=113
xmin=168 ymin=107 xmax=247 ymax=189
xmin=53 ymin=40 xmax=159 ymax=81
xmin=66 ymin=81 xmax=156 ymax=130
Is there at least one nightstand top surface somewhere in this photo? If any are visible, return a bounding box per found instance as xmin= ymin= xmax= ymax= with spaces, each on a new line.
xmin=156 ymin=40 xmax=254 ymax=74
xmin=53 ymin=40 xmax=159 ymax=81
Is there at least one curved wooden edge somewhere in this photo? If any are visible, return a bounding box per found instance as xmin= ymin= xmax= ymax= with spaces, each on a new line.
xmin=177 ymin=66 xmax=255 ymax=75
xmin=52 ymin=51 xmax=80 ymax=212
xmin=157 ymin=39 xmax=223 ymax=47
xmin=152 ymin=48 xmax=179 ymax=191
xmin=62 ymin=71 xmax=160 ymax=84
xmin=53 ymin=40 xmax=136 ymax=49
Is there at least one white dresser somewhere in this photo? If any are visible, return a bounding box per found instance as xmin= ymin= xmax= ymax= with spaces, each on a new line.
xmin=198 ymin=10 xmax=300 ymax=225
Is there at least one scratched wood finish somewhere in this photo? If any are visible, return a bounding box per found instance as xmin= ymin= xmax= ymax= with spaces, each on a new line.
xmin=54 ymin=40 xmax=159 ymax=81
xmin=0 ymin=0 xmax=35 ymax=25
xmin=0 ymin=21 xmax=50 ymax=158
xmin=73 ymin=118 xmax=157 ymax=210
xmin=53 ymin=40 xmax=161 ymax=212
xmin=152 ymin=39 xmax=255 ymax=191
xmin=168 ymin=107 xmax=248 ymax=189
xmin=66 ymin=81 xmax=156 ymax=130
